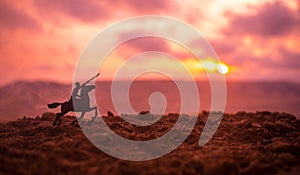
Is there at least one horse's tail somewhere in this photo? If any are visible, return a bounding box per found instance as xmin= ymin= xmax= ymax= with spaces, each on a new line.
xmin=48 ymin=102 xmax=62 ymax=109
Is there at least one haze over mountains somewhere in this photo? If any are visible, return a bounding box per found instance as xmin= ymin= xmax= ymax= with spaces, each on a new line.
xmin=0 ymin=80 xmax=299 ymax=120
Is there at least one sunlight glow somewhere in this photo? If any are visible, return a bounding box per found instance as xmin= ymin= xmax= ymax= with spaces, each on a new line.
xmin=201 ymin=58 xmax=230 ymax=75
xmin=183 ymin=58 xmax=230 ymax=75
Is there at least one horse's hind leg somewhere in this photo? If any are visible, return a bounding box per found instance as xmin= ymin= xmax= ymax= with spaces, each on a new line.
xmin=57 ymin=111 xmax=68 ymax=126
xmin=53 ymin=116 xmax=57 ymax=126
xmin=53 ymin=113 xmax=61 ymax=126
xmin=57 ymin=116 xmax=62 ymax=126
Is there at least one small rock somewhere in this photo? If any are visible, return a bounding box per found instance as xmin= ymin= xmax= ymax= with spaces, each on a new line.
xmin=277 ymin=153 xmax=298 ymax=166
xmin=236 ymin=111 xmax=247 ymax=116
xmin=107 ymin=111 xmax=114 ymax=117
xmin=139 ymin=111 xmax=150 ymax=115
xmin=261 ymin=139 xmax=272 ymax=145
xmin=256 ymin=111 xmax=272 ymax=115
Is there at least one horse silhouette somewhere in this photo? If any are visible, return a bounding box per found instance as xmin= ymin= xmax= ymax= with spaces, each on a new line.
xmin=48 ymin=85 xmax=98 ymax=126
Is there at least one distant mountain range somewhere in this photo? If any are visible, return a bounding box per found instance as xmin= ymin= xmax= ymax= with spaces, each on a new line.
xmin=0 ymin=81 xmax=299 ymax=120
xmin=0 ymin=81 xmax=70 ymax=120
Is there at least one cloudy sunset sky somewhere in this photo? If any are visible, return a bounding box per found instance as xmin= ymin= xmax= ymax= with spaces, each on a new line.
xmin=0 ymin=0 xmax=299 ymax=85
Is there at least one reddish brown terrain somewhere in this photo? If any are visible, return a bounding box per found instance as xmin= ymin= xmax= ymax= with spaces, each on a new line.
xmin=1 ymin=111 xmax=300 ymax=175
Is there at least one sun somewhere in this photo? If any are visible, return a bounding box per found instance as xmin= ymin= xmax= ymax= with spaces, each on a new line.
xmin=218 ymin=63 xmax=229 ymax=75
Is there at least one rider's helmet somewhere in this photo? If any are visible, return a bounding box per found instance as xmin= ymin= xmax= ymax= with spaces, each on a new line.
xmin=75 ymin=82 xmax=80 ymax=87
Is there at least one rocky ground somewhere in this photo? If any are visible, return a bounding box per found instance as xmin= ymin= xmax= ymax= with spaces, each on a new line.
xmin=0 ymin=111 xmax=299 ymax=175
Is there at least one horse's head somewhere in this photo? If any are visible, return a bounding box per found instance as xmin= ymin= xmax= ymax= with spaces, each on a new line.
xmin=81 ymin=85 xmax=95 ymax=94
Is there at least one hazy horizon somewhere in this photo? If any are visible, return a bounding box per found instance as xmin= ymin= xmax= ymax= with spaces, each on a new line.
xmin=2 ymin=78 xmax=300 ymax=87
xmin=1 ymin=80 xmax=299 ymax=120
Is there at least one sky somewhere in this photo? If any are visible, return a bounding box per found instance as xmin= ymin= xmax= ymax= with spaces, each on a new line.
xmin=0 ymin=0 xmax=299 ymax=85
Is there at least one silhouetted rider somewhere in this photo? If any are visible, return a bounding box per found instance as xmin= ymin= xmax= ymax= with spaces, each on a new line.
xmin=69 ymin=73 xmax=99 ymax=105
xmin=69 ymin=82 xmax=85 ymax=105
xmin=71 ymin=82 xmax=82 ymax=101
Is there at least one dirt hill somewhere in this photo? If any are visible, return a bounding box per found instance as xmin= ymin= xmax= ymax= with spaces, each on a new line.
xmin=0 ymin=111 xmax=299 ymax=175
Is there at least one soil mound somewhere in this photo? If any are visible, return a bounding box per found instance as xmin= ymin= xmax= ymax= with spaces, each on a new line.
xmin=0 ymin=111 xmax=299 ymax=174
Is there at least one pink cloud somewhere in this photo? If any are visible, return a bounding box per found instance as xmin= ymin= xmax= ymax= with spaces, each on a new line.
xmin=33 ymin=0 xmax=109 ymax=24
xmin=205 ymin=1 xmax=300 ymax=82
xmin=0 ymin=0 xmax=299 ymax=85
xmin=0 ymin=1 xmax=40 ymax=31
xmin=33 ymin=0 xmax=180 ymax=24
xmin=224 ymin=1 xmax=299 ymax=37
xmin=116 ymin=0 xmax=178 ymax=12
xmin=119 ymin=37 xmax=170 ymax=53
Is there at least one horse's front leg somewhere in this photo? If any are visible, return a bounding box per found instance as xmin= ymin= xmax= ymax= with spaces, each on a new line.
xmin=78 ymin=112 xmax=86 ymax=120
xmin=72 ymin=112 xmax=85 ymax=125
xmin=93 ymin=107 xmax=98 ymax=118
xmin=90 ymin=107 xmax=98 ymax=122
